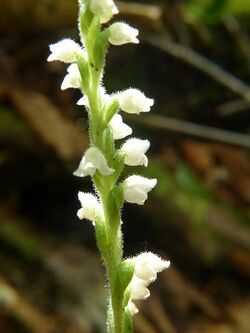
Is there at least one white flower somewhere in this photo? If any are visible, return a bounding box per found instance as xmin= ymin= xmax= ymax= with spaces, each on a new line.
xmin=129 ymin=276 xmax=150 ymax=300
xmin=122 ymin=175 xmax=157 ymax=205
xmin=126 ymin=301 xmax=138 ymax=316
xmin=109 ymin=114 xmax=132 ymax=140
xmin=77 ymin=95 xmax=89 ymax=107
xmin=90 ymin=0 xmax=119 ymax=23
xmin=121 ymin=138 xmax=150 ymax=166
xmin=47 ymin=39 xmax=82 ymax=63
xmin=77 ymin=192 xmax=102 ymax=223
xmin=133 ymin=252 xmax=170 ymax=283
xmin=109 ymin=22 xmax=139 ymax=46
xmin=61 ymin=64 xmax=82 ymax=90
xmin=119 ymin=89 xmax=154 ymax=114
xmin=73 ymin=147 xmax=114 ymax=177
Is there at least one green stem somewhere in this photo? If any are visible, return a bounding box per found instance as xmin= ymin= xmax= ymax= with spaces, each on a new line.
xmin=79 ymin=8 xmax=126 ymax=333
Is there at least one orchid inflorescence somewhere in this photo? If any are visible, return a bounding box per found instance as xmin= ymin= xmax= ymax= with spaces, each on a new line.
xmin=48 ymin=0 xmax=170 ymax=332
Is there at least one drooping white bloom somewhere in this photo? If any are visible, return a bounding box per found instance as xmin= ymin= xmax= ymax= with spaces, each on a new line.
xmin=122 ymin=175 xmax=157 ymax=205
xmin=73 ymin=147 xmax=114 ymax=177
xmin=47 ymin=39 xmax=82 ymax=63
xmin=109 ymin=114 xmax=132 ymax=140
xmin=77 ymin=192 xmax=102 ymax=223
xmin=121 ymin=138 xmax=150 ymax=166
xmin=126 ymin=252 xmax=170 ymax=316
xmin=129 ymin=276 xmax=150 ymax=300
xmin=109 ymin=22 xmax=139 ymax=46
xmin=133 ymin=252 xmax=170 ymax=283
xmin=126 ymin=301 xmax=138 ymax=316
xmin=90 ymin=0 xmax=119 ymax=23
xmin=61 ymin=64 xmax=81 ymax=90
xmin=119 ymin=89 xmax=154 ymax=114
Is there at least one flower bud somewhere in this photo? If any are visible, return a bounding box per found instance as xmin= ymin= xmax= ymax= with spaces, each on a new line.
xmin=77 ymin=192 xmax=102 ymax=223
xmin=61 ymin=64 xmax=81 ymax=90
xmin=134 ymin=252 xmax=170 ymax=282
xmin=47 ymin=39 xmax=82 ymax=63
xmin=121 ymin=138 xmax=149 ymax=166
xmin=119 ymin=89 xmax=154 ymax=114
xmin=122 ymin=175 xmax=157 ymax=205
xmin=109 ymin=114 xmax=132 ymax=140
xmin=90 ymin=0 xmax=118 ymax=23
xmin=73 ymin=147 xmax=114 ymax=177
xmin=109 ymin=22 xmax=139 ymax=46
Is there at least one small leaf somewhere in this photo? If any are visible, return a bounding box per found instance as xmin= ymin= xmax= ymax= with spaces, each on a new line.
xmin=107 ymin=185 xmax=124 ymax=230
xmin=93 ymin=30 xmax=109 ymax=72
xmin=76 ymin=54 xmax=90 ymax=93
xmin=105 ymin=98 xmax=119 ymax=123
xmin=79 ymin=3 xmax=94 ymax=36
xmin=95 ymin=215 xmax=108 ymax=258
xmin=118 ymin=259 xmax=135 ymax=293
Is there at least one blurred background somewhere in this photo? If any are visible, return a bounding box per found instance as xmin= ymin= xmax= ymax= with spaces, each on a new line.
xmin=1 ymin=0 xmax=250 ymax=332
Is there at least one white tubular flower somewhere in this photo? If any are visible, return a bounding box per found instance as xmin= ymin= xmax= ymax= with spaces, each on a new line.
xmin=47 ymin=39 xmax=82 ymax=63
xmin=126 ymin=301 xmax=139 ymax=316
xmin=109 ymin=22 xmax=139 ymax=46
xmin=134 ymin=252 xmax=170 ymax=283
xmin=77 ymin=192 xmax=101 ymax=223
xmin=73 ymin=147 xmax=114 ymax=177
xmin=61 ymin=64 xmax=81 ymax=90
xmin=122 ymin=175 xmax=157 ymax=205
xmin=130 ymin=276 xmax=150 ymax=300
xmin=90 ymin=0 xmax=119 ymax=23
xmin=121 ymin=138 xmax=150 ymax=166
xmin=109 ymin=114 xmax=132 ymax=140
xmin=119 ymin=89 xmax=154 ymax=114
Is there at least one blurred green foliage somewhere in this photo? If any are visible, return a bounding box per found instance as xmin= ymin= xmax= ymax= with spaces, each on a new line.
xmin=184 ymin=0 xmax=250 ymax=24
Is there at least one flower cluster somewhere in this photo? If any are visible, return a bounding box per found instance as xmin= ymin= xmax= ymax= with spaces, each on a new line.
xmin=127 ymin=253 xmax=170 ymax=314
xmin=47 ymin=0 xmax=170 ymax=327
